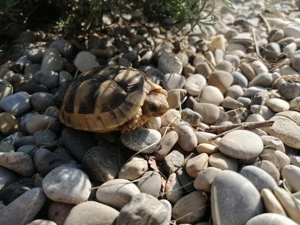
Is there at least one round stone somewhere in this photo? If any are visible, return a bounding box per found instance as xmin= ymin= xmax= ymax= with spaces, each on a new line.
xmin=218 ymin=130 xmax=264 ymax=159
xmin=165 ymin=173 xmax=185 ymax=203
xmin=181 ymin=108 xmax=202 ymax=126
xmin=96 ymin=179 xmax=140 ymax=210
xmin=162 ymin=73 xmax=186 ymax=91
xmin=155 ymin=131 xmax=178 ymax=161
xmin=136 ymin=171 xmax=161 ymax=197
xmin=158 ymin=52 xmax=183 ymax=74
xmin=184 ymin=74 xmax=207 ymax=96
xmin=211 ymin=171 xmax=264 ymax=225
xmin=194 ymin=167 xmax=222 ymax=192
xmin=163 ymin=150 xmax=184 ymax=175
xmin=245 ymin=213 xmax=298 ymax=225
xmin=49 ymin=39 xmax=73 ymax=58
xmin=74 ymin=51 xmax=99 ymax=72
xmin=174 ymin=121 xmax=197 ymax=152
xmin=0 ymin=92 xmax=31 ymax=116
xmin=208 ymin=152 xmax=238 ymax=171
xmin=199 ymin=85 xmax=224 ymax=105
xmin=249 ymin=73 xmax=273 ymax=87
xmin=281 ymin=165 xmax=300 ymax=192
xmin=64 ymin=201 xmax=119 ymax=225
xmin=185 ymin=153 xmax=209 ymax=177
xmin=30 ymin=92 xmax=55 ymax=111
xmin=42 ymin=165 xmax=91 ymax=204
xmin=0 ymin=79 xmax=13 ymax=100
xmin=193 ymin=103 xmax=220 ymax=124
xmin=207 ymin=70 xmax=233 ymax=94
xmin=166 ymin=89 xmax=187 ymax=109
xmin=260 ymin=148 xmax=290 ymax=171
xmin=41 ymin=48 xmax=63 ymax=71
xmin=266 ymin=98 xmax=290 ymax=112
xmin=172 ymin=191 xmax=208 ymax=224
xmin=0 ymin=112 xmax=18 ymax=135
xmin=254 ymin=160 xmax=280 ymax=182
xmin=118 ymin=155 xmax=148 ymax=180
xmin=121 ymin=127 xmax=161 ymax=154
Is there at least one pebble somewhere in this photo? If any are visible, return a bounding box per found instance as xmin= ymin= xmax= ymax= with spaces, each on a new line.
xmin=165 ymin=173 xmax=185 ymax=203
xmin=239 ymin=165 xmax=278 ymax=192
xmin=83 ymin=144 xmax=125 ymax=182
xmin=96 ymin=179 xmax=140 ymax=210
xmin=162 ymin=73 xmax=186 ymax=90
xmin=174 ymin=121 xmax=197 ymax=152
xmin=254 ymin=160 xmax=280 ymax=182
xmin=185 ymin=153 xmax=209 ymax=177
xmin=117 ymin=193 xmax=168 ymax=225
xmin=163 ymin=150 xmax=184 ymax=174
xmin=290 ymin=96 xmax=300 ymax=111
xmin=211 ymin=171 xmax=264 ymax=225
xmin=155 ymin=131 xmax=178 ymax=161
xmin=0 ymin=152 xmax=34 ymax=176
xmin=184 ymin=74 xmax=206 ymax=96
xmin=49 ymin=39 xmax=73 ymax=58
xmin=199 ymin=85 xmax=224 ymax=105
xmin=208 ymin=152 xmax=238 ymax=171
xmin=291 ymin=50 xmax=300 ymax=72
xmin=240 ymin=62 xmax=256 ymax=81
xmin=0 ymin=112 xmax=18 ymax=135
xmin=216 ymin=60 xmax=233 ymax=72
xmin=42 ymin=165 xmax=91 ymax=204
xmin=41 ymin=48 xmax=63 ymax=72
xmin=172 ymin=191 xmax=208 ymax=224
xmin=30 ymin=92 xmax=55 ymax=111
xmin=181 ymin=108 xmax=202 ymax=126
xmin=121 ymin=127 xmax=161 ymax=154
xmin=260 ymin=135 xmax=285 ymax=152
xmin=118 ymin=155 xmax=148 ymax=180
xmin=194 ymin=167 xmax=222 ymax=192
xmin=27 ymin=219 xmax=57 ymax=225
xmin=274 ymin=187 xmax=300 ymax=223
xmin=210 ymin=34 xmax=226 ymax=51
xmin=225 ymin=84 xmax=244 ymax=99
xmin=263 ymin=111 xmax=300 ymax=149
xmin=281 ymin=165 xmax=300 ymax=192
xmin=261 ymin=189 xmax=287 ymax=216
xmin=218 ymin=130 xmax=264 ymax=160
xmin=207 ymin=70 xmax=233 ymax=94
xmin=0 ymin=92 xmax=31 ymax=116
xmin=33 ymin=129 xmax=58 ymax=146
xmin=160 ymin=108 xmax=181 ymax=126
xmin=158 ymin=52 xmax=183 ymax=74
xmin=0 ymin=166 xmax=18 ymax=190
xmin=196 ymin=143 xmax=219 ymax=154
xmin=278 ymin=81 xmax=300 ymax=100
xmin=64 ymin=201 xmax=119 ymax=225
xmin=136 ymin=171 xmax=161 ymax=197
xmin=74 ymin=51 xmax=99 ymax=72
xmin=284 ymin=25 xmax=300 ymax=38
xmin=48 ymin=202 xmax=73 ymax=225
xmin=1 ymin=188 xmax=44 ymax=224
xmin=166 ymin=89 xmax=187 ymax=109
xmin=245 ymin=213 xmax=298 ymax=225
xmin=33 ymin=70 xmax=58 ymax=89
xmin=0 ymin=79 xmax=13 ymax=100
xmin=26 ymin=48 xmax=45 ymax=63
xmin=260 ymin=148 xmax=290 ymax=171
xmin=193 ymin=103 xmax=220 ymax=124
xmin=249 ymin=73 xmax=273 ymax=87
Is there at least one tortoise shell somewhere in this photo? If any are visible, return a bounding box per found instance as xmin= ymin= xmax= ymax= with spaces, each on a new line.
xmin=59 ymin=65 xmax=169 ymax=132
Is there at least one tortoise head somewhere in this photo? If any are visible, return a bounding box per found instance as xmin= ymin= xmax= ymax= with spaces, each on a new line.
xmin=142 ymin=89 xmax=169 ymax=118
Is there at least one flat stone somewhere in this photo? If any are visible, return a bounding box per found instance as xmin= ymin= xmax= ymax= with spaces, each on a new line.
xmin=117 ymin=193 xmax=168 ymax=225
xmin=184 ymin=74 xmax=206 ymax=96
xmin=225 ymin=84 xmax=244 ymax=99
xmin=245 ymin=213 xmax=298 ymax=225
xmin=163 ymin=150 xmax=184 ymax=175
xmin=185 ymin=153 xmax=209 ymax=177
xmin=284 ymin=26 xmax=300 ymax=38
xmin=161 ymin=108 xmax=181 ymax=126
xmin=33 ymin=129 xmax=57 ymax=146
xmin=118 ymin=155 xmax=148 ymax=180
xmin=42 ymin=165 xmax=91 ymax=204
xmin=211 ymin=171 xmax=264 ymax=225
xmin=194 ymin=167 xmax=222 ymax=192
xmin=208 ymin=152 xmax=238 ymax=171
xmin=96 ymin=179 xmax=140 ymax=210
xmin=83 ymin=143 xmax=125 ymax=182
xmin=267 ymin=98 xmax=289 ymax=112
xmin=41 ymin=48 xmax=63 ymax=71
xmin=0 ymin=188 xmax=46 ymax=225
xmin=207 ymin=70 xmax=233 ymax=94
xmin=172 ymin=191 xmax=208 ymax=224
xmin=261 ymin=189 xmax=287 ymax=216
xmin=274 ymin=187 xmax=300 ymax=224
xmin=174 ymin=121 xmax=197 ymax=152
xmin=121 ymin=127 xmax=161 ymax=154
xmin=0 ymin=92 xmax=31 ymax=116
xmin=239 ymin=165 xmax=278 ymax=192
xmin=240 ymin=62 xmax=256 ymax=81
xmin=216 ymin=60 xmax=233 ymax=72
xmin=74 ymin=51 xmax=99 ymax=72
xmin=218 ymin=130 xmax=264 ymax=160
xmin=193 ymin=103 xmax=220 ymax=124
xmin=281 ymin=165 xmax=300 ymax=192
xmin=136 ymin=171 xmax=161 ymax=197
xmin=0 ymin=152 xmax=34 ymax=177
xmin=64 ymin=201 xmax=119 ymax=225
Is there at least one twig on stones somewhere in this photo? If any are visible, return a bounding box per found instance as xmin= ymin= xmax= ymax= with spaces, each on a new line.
xmin=205 ymin=120 xmax=275 ymax=139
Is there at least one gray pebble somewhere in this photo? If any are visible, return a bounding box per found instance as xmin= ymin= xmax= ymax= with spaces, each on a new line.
xmin=0 ymin=152 xmax=35 ymax=177
xmin=245 ymin=213 xmax=298 ymax=225
xmin=64 ymin=201 xmax=119 ymax=225
xmin=48 ymin=202 xmax=73 ymax=225
xmin=165 ymin=173 xmax=185 ymax=203
xmin=49 ymin=39 xmax=73 ymax=58
xmin=83 ymin=144 xmax=125 ymax=182
xmin=158 ymin=52 xmax=183 ymax=74
xmin=199 ymin=85 xmax=224 ymax=105
xmin=193 ymin=103 xmax=220 ymax=124
xmin=136 ymin=171 xmax=161 ymax=197
xmin=172 ymin=191 xmax=208 ymax=224
xmin=0 ymin=166 xmax=18 ymax=190
xmin=74 ymin=51 xmax=99 ymax=72
xmin=186 ymin=153 xmax=209 ymax=177
xmin=281 ymin=165 xmax=300 ymax=192
xmin=42 ymin=165 xmax=91 ymax=204
xmin=162 ymin=73 xmax=186 ymax=91
xmin=163 ymin=150 xmax=184 ymax=175
xmin=209 ymin=152 xmax=238 ymax=171
xmin=211 ymin=171 xmax=264 ymax=225
xmin=33 ymin=70 xmax=58 ymax=89
xmin=181 ymin=108 xmax=202 ymax=126
xmin=30 ymin=92 xmax=55 ymax=111
xmin=117 ymin=193 xmax=168 ymax=225
xmin=278 ymin=81 xmax=300 ymax=100
xmin=0 ymin=92 xmax=31 ymax=116
xmin=232 ymin=71 xmax=248 ymax=88
xmin=41 ymin=48 xmax=63 ymax=72
xmin=249 ymin=73 xmax=273 ymax=87
xmin=118 ymin=155 xmax=148 ymax=180
xmin=26 ymin=48 xmax=45 ymax=63
xmin=218 ymin=130 xmax=264 ymax=160
xmin=96 ymin=179 xmax=140 ymax=210
xmin=261 ymin=42 xmax=281 ymax=61
xmin=0 ymin=79 xmax=13 ymax=100
xmin=240 ymin=165 xmax=278 ymax=192
xmin=284 ymin=25 xmax=300 ymax=38
xmin=33 ymin=129 xmax=57 ymax=146
xmin=121 ymin=127 xmax=161 ymax=154
xmin=0 ymin=188 xmax=46 ymax=225
xmin=26 ymin=114 xmax=61 ymax=134
xmin=194 ymin=167 xmax=222 ymax=192
xmin=184 ymin=74 xmax=206 ymax=96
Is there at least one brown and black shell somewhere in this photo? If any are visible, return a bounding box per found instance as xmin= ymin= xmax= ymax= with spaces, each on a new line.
xmin=59 ymin=65 xmax=168 ymax=132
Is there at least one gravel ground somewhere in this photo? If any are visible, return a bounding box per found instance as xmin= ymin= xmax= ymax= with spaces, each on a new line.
xmin=0 ymin=0 xmax=300 ymax=224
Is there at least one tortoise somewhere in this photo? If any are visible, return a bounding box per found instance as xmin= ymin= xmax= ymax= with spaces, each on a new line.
xmin=59 ymin=65 xmax=169 ymax=133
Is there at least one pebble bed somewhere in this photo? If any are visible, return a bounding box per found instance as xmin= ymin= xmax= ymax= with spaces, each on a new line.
xmin=1 ymin=0 xmax=300 ymax=224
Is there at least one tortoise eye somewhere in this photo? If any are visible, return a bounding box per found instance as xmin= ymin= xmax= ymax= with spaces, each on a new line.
xmin=149 ymin=105 xmax=158 ymax=112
